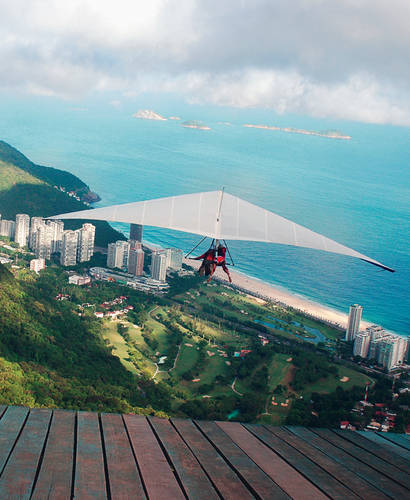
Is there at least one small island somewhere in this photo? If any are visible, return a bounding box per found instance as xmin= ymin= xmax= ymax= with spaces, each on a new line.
xmin=181 ymin=120 xmax=211 ymax=131
xmin=133 ymin=110 xmax=167 ymax=121
xmin=244 ymin=123 xmax=351 ymax=140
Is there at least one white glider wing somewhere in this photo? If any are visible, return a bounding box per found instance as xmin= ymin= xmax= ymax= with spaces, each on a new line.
xmin=50 ymin=190 xmax=394 ymax=272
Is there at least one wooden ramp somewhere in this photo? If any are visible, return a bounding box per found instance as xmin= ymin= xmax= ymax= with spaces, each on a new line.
xmin=0 ymin=406 xmax=408 ymax=499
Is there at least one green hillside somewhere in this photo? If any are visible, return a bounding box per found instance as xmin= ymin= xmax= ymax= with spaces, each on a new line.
xmin=0 ymin=140 xmax=88 ymax=193
xmin=0 ymin=142 xmax=124 ymax=246
xmin=0 ymin=160 xmax=44 ymax=191
xmin=0 ymin=263 xmax=170 ymax=414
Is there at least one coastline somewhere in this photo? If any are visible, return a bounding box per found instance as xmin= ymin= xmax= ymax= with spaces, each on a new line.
xmin=184 ymin=257 xmax=373 ymax=331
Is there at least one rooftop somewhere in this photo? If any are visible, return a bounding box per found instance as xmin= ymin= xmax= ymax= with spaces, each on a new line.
xmin=0 ymin=405 xmax=408 ymax=499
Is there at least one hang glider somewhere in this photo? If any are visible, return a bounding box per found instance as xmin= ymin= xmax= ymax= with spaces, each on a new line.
xmin=49 ymin=190 xmax=394 ymax=272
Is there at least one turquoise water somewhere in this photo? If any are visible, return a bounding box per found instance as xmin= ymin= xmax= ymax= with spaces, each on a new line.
xmin=0 ymin=95 xmax=408 ymax=335
xmin=255 ymin=318 xmax=327 ymax=345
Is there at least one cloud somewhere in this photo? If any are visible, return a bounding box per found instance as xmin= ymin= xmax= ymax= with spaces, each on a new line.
xmin=0 ymin=0 xmax=409 ymax=125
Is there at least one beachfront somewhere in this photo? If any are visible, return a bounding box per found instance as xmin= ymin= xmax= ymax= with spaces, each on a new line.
xmin=185 ymin=258 xmax=372 ymax=331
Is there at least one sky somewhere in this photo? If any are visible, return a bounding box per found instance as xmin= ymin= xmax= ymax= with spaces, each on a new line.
xmin=1 ymin=0 xmax=409 ymax=125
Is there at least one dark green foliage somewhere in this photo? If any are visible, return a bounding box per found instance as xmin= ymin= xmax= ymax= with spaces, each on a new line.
xmin=291 ymin=351 xmax=337 ymax=390
xmin=0 ymin=266 xmax=172 ymax=414
xmin=0 ymin=141 xmax=124 ymax=247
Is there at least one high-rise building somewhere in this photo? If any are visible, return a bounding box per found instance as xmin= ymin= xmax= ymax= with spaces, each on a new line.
xmin=345 ymin=304 xmax=363 ymax=341
xmin=167 ymin=248 xmax=184 ymax=270
xmin=60 ymin=231 xmax=79 ymax=266
xmin=32 ymin=220 xmax=64 ymax=259
xmin=29 ymin=217 xmax=44 ymax=249
xmin=130 ymin=223 xmax=143 ymax=242
xmin=151 ymin=251 xmax=168 ymax=282
xmin=14 ymin=214 xmax=30 ymax=247
xmin=50 ymin=220 xmax=64 ymax=253
xmin=353 ymin=332 xmax=371 ymax=358
xmin=107 ymin=240 xmax=130 ymax=269
xmin=128 ymin=248 xmax=144 ymax=276
xmin=77 ymin=223 xmax=95 ymax=262
xmin=366 ymin=325 xmax=386 ymax=360
xmin=378 ymin=336 xmax=408 ymax=371
xmin=0 ymin=219 xmax=15 ymax=238
xmin=34 ymin=222 xmax=54 ymax=259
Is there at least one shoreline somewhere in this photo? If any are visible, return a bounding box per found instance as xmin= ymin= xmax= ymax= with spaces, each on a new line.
xmin=183 ymin=257 xmax=373 ymax=331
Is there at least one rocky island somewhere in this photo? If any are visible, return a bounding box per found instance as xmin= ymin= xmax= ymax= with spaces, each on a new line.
xmin=244 ymin=123 xmax=351 ymax=140
xmin=133 ymin=109 xmax=167 ymax=121
xmin=181 ymin=120 xmax=211 ymax=130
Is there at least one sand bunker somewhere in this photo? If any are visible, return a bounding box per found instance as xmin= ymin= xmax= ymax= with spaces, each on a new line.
xmin=340 ymin=376 xmax=350 ymax=382
xmin=192 ymin=378 xmax=200 ymax=382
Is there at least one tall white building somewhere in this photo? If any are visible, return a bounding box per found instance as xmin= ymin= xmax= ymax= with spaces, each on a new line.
xmin=50 ymin=220 xmax=64 ymax=253
xmin=345 ymin=304 xmax=363 ymax=341
xmin=151 ymin=251 xmax=168 ymax=282
xmin=14 ymin=214 xmax=30 ymax=247
xmin=77 ymin=223 xmax=95 ymax=262
xmin=34 ymin=223 xmax=54 ymax=259
xmin=0 ymin=219 xmax=15 ymax=238
xmin=107 ymin=240 xmax=130 ymax=269
xmin=60 ymin=231 xmax=79 ymax=266
xmin=353 ymin=331 xmax=371 ymax=358
xmin=378 ymin=336 xmax=408 ymax=371
xmin=167 ymin=248 xmax=184 ymax=270
xmin=29 ymin=217 xmax=44 ymax=249
xmin=32 ymin=220 xmax=64 ymax=259
xmin=366 ymin=325 xmax=386 ymax=360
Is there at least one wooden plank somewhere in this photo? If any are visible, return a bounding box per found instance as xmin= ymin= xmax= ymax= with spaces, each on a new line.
xmin=123 ymin=415 xmax=184 ymax=500
xmin=217 ymin=421 xmax=327 ymax=500
xmin=0 ymin=407 xmax=51 ymax=499
xmin=74 ymin=411 xmax=107 ymax=500
xmin=100 ymin=413 xmax=146 ymax=499
xmin=266 ymin=426 xmax=386 ymax=500
xmin=31 ymin=410 xmax=75 ymax=500
xmin=378 ymin=432 xmax=410 ymax=451
xmin=313 ymin=428 xmax=410 ymax=490
xmin=246 ymin=424 xmax=358 ymax=500
xmin=172 ymin=418 xmax=254 ymax=500
xmin=196 ymin=420 xmax=289 ymax=500
xmin=149 ymin=416 xmax=219 ymax=500
xmin=0 ymin=406 xmax=29 ymax=476
xmin=357 ymin=430 xmax=410 ymax=460
xmin=333 ymin=429 xmax=410 ymax=473
xmin=286 ymin=426 xmax=405 ymax=499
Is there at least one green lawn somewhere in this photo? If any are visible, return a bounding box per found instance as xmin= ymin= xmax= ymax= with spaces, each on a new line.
xmin=101 ymin=320 xmax=140 ymax=375
xmin=174 ymin=342 xmax=199 ymax=376
xmin=268 ymin=354 xmax=293 ymax=391
xmin=301 ymin=365 xmax=374 ymax=396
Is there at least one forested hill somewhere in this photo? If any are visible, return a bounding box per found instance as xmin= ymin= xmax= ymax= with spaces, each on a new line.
xmin=0 ymin=263 xmax=170 ymax=414
xmin=0 ymin=141 xmax=124 ymax=246
xmin=0 ymin=140 xmax=89 ymax=195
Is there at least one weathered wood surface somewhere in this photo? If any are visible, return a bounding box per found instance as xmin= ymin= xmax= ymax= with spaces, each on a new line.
xmin=0 ymin=406 xmax=408 ymax=499
xmin=267 ymin=426 xmax=385 ymax=500
xmin=357 ymin=430 xmax=410 ymax=460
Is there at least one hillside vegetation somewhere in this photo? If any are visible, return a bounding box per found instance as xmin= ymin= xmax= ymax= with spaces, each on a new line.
xmin=0 ymin=263 xmax=169 ymax=414
xmin=0 ymin=141 xmax=124 ymax=246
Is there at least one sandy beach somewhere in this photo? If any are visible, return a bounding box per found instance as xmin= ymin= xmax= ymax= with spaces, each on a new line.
xmin=185 ymin=258 xmax=372 ymax=330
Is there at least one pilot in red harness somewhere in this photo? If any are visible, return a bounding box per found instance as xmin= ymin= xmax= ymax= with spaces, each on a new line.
xmin=208 ymin=244 xmax=232 ymax=283
xmin=193 ymin=247 xmax=216 ymax=277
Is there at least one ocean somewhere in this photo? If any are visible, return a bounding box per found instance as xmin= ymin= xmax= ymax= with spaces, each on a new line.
xmin=0 ymin=95 xmax=409 ymax=335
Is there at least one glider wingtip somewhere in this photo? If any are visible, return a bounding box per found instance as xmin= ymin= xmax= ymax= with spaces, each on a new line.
xmin=362 ymin=259 xmax=395 ymax=273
